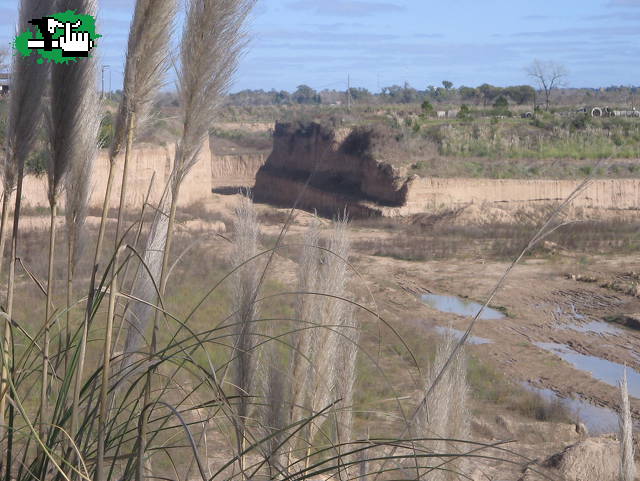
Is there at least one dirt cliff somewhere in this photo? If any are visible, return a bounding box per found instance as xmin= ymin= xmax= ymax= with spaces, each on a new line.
xmin=253 ymin=122 xmax=413 ymax=216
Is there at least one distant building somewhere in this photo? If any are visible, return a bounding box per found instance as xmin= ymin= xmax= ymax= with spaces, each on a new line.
xmin=0 ymin=73 xmax=10 ymax=96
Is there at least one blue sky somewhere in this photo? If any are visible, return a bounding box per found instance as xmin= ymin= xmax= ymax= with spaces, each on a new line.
xmin=1 ymin=0 xmax=639 ymax=92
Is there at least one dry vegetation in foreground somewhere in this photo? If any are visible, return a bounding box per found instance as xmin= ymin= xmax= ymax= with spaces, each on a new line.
xmin=1 ymin=0 xmax=638 ymax=480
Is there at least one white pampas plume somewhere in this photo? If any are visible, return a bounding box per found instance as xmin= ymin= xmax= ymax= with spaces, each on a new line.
xmin=109 ymin=0 xmax=177 ymax=161
xmin=3 ymin=0 xmax=49 ymax=194
xmin=172 ymin=0 xmax=255 ymax=191
xmin=419 ymin=327 xmax=470 ymax=481
xmin=288 ymin=217 xmax=359 ymax=466
xmin=44 ymin=0 xmax=99 ymax=446
xmin=619 ymin=368 xmax=636 ymax=481
xmin=230 ymin=196 xmax=261 ymax=472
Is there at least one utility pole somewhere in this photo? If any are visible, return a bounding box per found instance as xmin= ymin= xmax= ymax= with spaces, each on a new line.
xmin=347 ymin=74 xmax=351 ymax=112
xmin=101 ymin=65 xmax=110 ymax=99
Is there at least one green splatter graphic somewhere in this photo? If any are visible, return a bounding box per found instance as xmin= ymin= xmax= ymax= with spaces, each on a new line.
xmin=12 ymin=10 xmax=100 ymax=65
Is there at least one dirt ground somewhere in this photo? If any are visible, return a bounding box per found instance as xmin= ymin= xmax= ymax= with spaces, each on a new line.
xmin=16 ymin=194 xmax=640 ymax=479
xmin=188 ymin=193 xmax=640 ymax=421
xmin=355 ymin=251 xmax=640 ymax=416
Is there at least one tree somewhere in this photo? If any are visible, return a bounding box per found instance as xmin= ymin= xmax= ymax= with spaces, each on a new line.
xmin=274 ymin=90 xmax=290 ymax=105
xmin=458 ymin=86 xmax=478 ymax=103
xmin=503 ymin=85 xmax=536 ymax=105
xmin=442 ymin=80 xmax=453 ymax=90
xmin=493 ymin=96 xmax=507 ymax=108
xmin=293 ymin=84 xmax=320 ymax=104
xmin=347 ymin=87 xmax=372 ymax=102
xmin=421 ymin=99 xmax=434 ymax=117
xmin=477 ymin=83 xmax=502 ymax=106
xmin=457 ymin=104 xmax=472 ymax=120
xmin=527 ymin=59 xmax=567 ymax=110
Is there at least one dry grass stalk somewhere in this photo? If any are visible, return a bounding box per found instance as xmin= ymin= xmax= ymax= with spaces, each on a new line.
xmin=619 ymin=368 xmax=636 ymax=481
xmin=172 ymin=0 xmax=255 ymax=191
xmin=230 ymin=195 xmax=261 ymax=475
xmin=0 ymin=0 xmax=50 ymax=462
xmin=122 ymin=0 xmax=255 ymax=358
xmin=44 ymin=0 xmax=98 ymax=445
xmin=418 ymin=327 xmax=470 ymax=481
xmin=257 ymin=340 xmax=289 ymax=477
xmin=286 ymin=217 xmax=359 ymax=468
xmin=129 ymin=5 xmax=255 ymax=472
xmin=109 ymin=0 xmax=176 ymax=162
xmin=65 ymin=49 xmax=100 ymax=456
xmin=307 ymin=219 xmax=351 ymax=448
xmin=289 ymin=218 xmax=321 ymax=426
xmin=97 ymin=3 xmax=176 ymax=478
xmin=95 ymin=0 xmax=176 ymax=269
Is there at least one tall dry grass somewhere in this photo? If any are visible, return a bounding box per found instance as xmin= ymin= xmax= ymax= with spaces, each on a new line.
xmin=418 ymin=327 xmax=470 ymax=481
xmin=97 ymin=2 xmax=177 ymax=477
xmin=44 ymin=0 xmax=99 ymax=447
xmin=230 ymin=196 xmax=261 ymax=475
xmin=0 ymin=0 xmax=49 ymax=464
xmin=619 ymin=369 xmax=636 ymax=481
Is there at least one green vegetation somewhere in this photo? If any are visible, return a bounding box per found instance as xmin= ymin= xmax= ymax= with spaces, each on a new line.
xmin=468 ymin=358 xmax=572 ymax=423
xmin=425 ymin=116 xmax=640 ymax=161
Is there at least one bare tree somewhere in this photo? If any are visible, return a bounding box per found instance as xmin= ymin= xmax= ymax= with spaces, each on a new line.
xmin=526 ymin=59 xmax=567 ymax=111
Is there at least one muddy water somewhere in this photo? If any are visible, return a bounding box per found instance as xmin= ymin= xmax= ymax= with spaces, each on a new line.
xmin=557 ymin=304 xmax=623 ymax=335
xmin=535 ymin=342 xmax=640 ymax=398
xmin=422 ymin=294 xmax=506 ymax=320
xmin=561 ymin=320 xmax=623 ymax=335
xmin=523 ymin=383 xmax=619 ymax=434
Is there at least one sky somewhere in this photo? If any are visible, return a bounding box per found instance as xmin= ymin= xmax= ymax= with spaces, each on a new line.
xmin=1 ymin=0 xmax=639 ymax=93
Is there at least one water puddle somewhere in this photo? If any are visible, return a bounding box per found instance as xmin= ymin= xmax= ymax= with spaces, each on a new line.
xmin=434 ymin=326 xmax=492 ymax=345
xmin=523 ymin=383 xmax=619 ymax=434
xmin=535 ymin=342 xmax=640 ymax=398
xmin=422 ymin=294 xmax=506 ymax=320
xmin=563 ymin=320 xmax=623 ymax=335
xmin=557 ymin=304 xmax=623 ymax=335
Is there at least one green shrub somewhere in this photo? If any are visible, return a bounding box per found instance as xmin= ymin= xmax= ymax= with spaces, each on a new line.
xmin=457 ymin=104 xmax=472 ymax=120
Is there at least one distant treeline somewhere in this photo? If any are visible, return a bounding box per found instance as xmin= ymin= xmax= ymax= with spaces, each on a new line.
xmin=226 ymin=83 xmax=538 ymax=106
xmin=221 ymin=83 xmax=640 ymax=108
xmin=85 ymin=84 xmax=640 ymax=111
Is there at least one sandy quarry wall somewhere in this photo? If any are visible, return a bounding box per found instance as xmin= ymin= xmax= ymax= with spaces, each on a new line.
xmin=9 ymin=136 xmax=266 ymax=212
xmin=10 ymin=118 xmax=640 ymax=219
xmin=210 ymin=152 xmax=267 ymax=188
xmin=400 ymin=177 xmax=640 ymax=214
xmin=15 ymin=141 xmax=209 ymax=211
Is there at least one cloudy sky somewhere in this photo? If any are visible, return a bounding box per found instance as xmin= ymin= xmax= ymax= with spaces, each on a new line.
xmin=1 ymin=0 xmax=639 ymax=92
